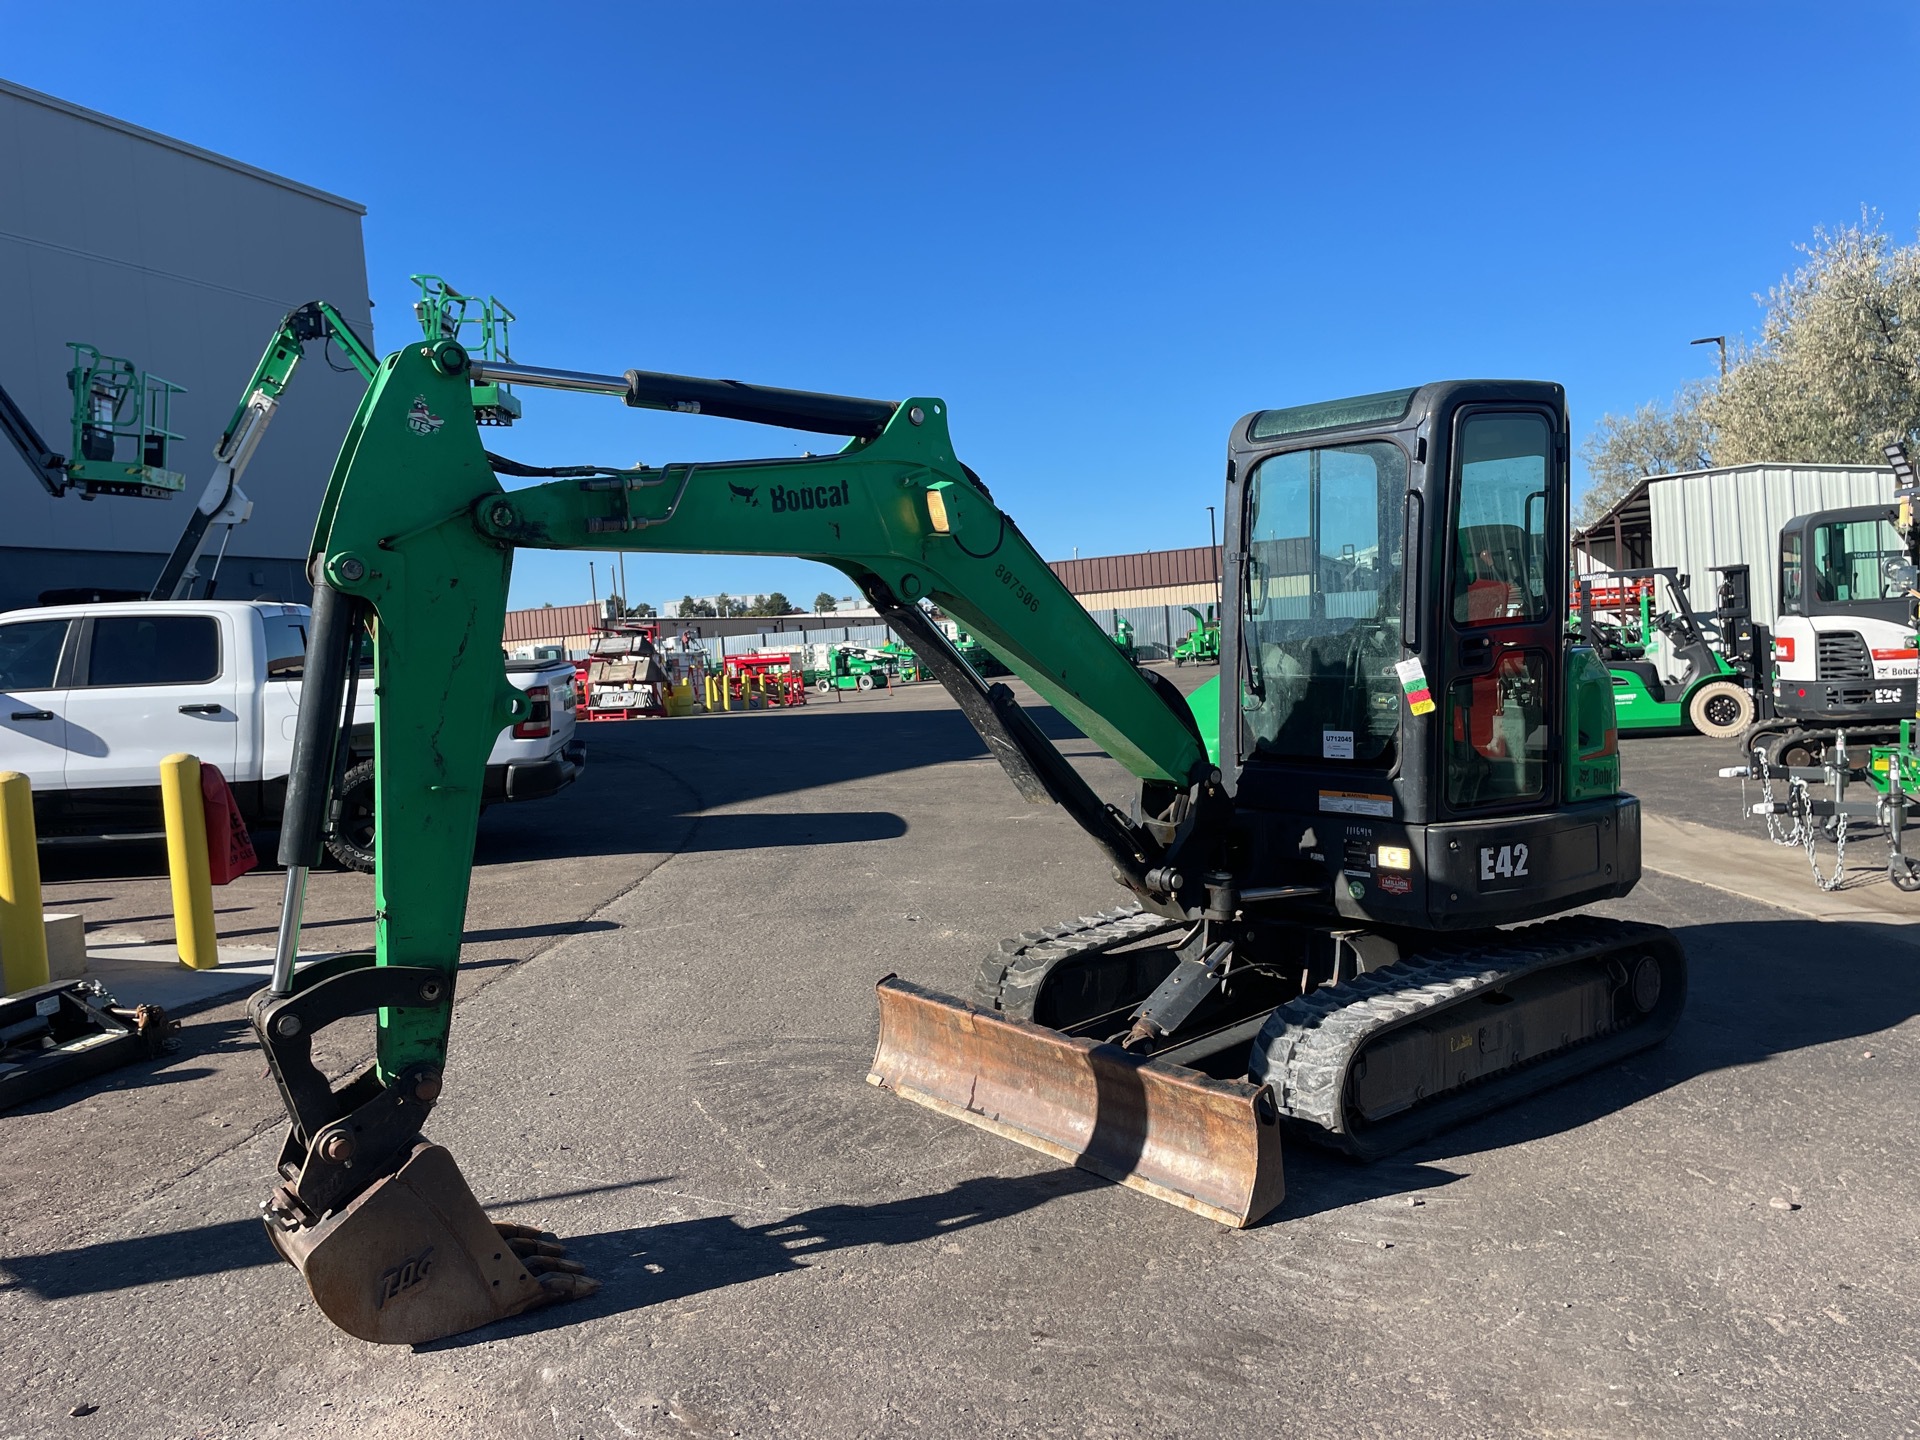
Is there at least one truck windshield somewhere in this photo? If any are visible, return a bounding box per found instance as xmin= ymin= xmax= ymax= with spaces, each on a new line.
xmin=1241 ymin=440 xmax=1407 ymax=764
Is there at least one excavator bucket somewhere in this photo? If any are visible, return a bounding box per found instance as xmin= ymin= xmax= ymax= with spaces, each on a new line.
xmin=264 ymin=1143 xmax=590 ymax=1345
xmin=869 ymin=977 xmax=1285 ymax=1227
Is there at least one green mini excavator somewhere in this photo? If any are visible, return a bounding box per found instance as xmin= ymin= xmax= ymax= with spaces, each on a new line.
xmin=256 ymin=338 xmax=1686 ymax=1343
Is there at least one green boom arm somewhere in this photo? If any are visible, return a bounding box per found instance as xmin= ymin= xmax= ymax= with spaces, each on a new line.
xmin=286 ymin=340 xmax=1211 ymax=1083
xmin=152 ymin=302 xmax=379 ymax=600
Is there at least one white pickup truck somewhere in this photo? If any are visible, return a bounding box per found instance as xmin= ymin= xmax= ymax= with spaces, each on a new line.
xmin=0 ymin=600 xmax=583 ymax=871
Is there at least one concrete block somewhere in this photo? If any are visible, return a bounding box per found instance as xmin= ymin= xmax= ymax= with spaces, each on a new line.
xmin=44 ymin=913 xmax=86 ymax=981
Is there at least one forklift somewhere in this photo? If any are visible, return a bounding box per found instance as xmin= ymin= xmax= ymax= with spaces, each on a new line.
xmin=1574 ymin=566 xmax=1757 ymax=737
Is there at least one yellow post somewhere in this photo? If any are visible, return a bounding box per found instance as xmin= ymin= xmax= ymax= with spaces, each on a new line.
xmin=159 ymin=753 xmax=219 ymax=970
xmin=0 ymin=771 xmax=48 ymax=994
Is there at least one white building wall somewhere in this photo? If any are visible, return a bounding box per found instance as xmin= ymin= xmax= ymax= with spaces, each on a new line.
xmin=0 ymin=80 xmax=372 ymax=606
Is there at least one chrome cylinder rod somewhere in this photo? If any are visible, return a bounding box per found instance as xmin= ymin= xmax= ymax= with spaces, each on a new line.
xmin=468 ymin=360 xmax=626 ymax=397
xmin=270 ymin=864 xmax=307 ymax=995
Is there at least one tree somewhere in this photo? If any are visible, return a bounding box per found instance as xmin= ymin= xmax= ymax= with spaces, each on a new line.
xmin=1706 ymin=218 xmax=1920 ymax=466
xmin=678 ymin=594 xmax=716 ymax=619
xmin=1578 ymin=215 xmax=1920 ymax=527
xmin=1576 ymin=383 xmax=1712 ymax=527
xmin=813 ymin=591 xmax=838 ymax=613
xmin=748 ymin=592 xmax=795 ymax=616
xmin=627 ymin=600 xmax=657 ymax=618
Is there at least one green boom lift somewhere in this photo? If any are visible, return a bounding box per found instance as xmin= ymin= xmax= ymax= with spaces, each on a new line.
xmin=154 ymin=283 xmax=523 ymax=600
xmin=2 ymin=343 xmax=187 ymax=499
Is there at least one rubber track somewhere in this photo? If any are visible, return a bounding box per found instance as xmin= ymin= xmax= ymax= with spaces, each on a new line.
xmin=973 ymin=904 xmax=1187 ymax=1020
xmin=1251 ymin=914 xmax=1685 ymax=1159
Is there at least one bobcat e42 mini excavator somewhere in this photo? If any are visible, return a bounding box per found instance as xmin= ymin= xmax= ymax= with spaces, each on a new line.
xmin=258 ymin=337 xmax=1686 ymax=1343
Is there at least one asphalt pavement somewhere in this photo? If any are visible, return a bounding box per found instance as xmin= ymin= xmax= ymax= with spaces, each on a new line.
xmin=3 ymin=669 xmax=1916 ymax=1439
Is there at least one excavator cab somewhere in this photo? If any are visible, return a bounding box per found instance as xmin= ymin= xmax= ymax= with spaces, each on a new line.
xmin=1223 ymin=383 xmax=1629 ymax=929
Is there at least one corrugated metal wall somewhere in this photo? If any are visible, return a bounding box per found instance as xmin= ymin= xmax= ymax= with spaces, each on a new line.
xmin=1047 ymin=545 xmax=1221 ymax=595
xmin=1645 ymin=464 xmax=1894 ymax=627
xmin=502 ymin=602 xmax=607 ymax=643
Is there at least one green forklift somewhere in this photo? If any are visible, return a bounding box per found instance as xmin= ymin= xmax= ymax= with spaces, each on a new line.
xmin=1575 ymin=567 xmax=1755 ymax=738
xmin=1109 ymin=614 xmax=1137 ymax=665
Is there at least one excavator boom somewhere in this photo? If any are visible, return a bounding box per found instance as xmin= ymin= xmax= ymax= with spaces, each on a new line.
xmin=259 ymin=337 xmax=1237 ymax=1342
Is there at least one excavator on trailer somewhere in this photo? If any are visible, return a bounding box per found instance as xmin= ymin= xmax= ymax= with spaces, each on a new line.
xmin=257 ymin=338 xmax=1686 ymax=1344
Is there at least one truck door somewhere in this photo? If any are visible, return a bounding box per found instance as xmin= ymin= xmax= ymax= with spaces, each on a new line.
xmin=1439 ymin=408 xmax=1562 ymax=816
xmin=61 ymin=611 xmax=241 ymax=792
xmin=0 ymin=616 xmax=76 ymax=788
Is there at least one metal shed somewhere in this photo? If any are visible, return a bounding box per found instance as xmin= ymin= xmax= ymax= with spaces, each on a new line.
xmin=1575 ymin=463 xmax=1894 ymax=628
xmin=0 ymin=79 xmax=373 ymax=609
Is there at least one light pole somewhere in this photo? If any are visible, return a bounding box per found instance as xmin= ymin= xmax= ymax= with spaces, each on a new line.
xmin=1206 ymin=505 xmax=1220 ymax=609
xmin=1691 ymin=335 xmax=1727 ymax=381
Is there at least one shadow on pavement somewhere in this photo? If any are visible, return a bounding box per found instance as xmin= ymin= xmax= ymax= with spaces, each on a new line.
xmin=11 ymin=916 xmax=1911 ymax=1312
xmin=427 ymin=1168 xmax=1113 ymax=1348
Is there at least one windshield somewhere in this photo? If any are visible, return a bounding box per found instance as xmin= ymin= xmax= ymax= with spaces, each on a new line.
xmin=1812 ymin=517 xmax=1904 ymax=603
xmin=1242 ymin=440 xmax=1407 ymax=764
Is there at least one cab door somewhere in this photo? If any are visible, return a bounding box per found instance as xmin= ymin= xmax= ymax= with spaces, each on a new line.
xmin=1437 ymin=408 xmax=1564 ymax=821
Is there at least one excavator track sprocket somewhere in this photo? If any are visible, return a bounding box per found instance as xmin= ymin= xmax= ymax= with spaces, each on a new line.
xmin=1251 ymin=916 xmax=1687 ymax=1160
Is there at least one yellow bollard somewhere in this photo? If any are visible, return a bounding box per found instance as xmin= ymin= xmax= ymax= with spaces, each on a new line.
xmin=0 ymin=771 xmax=49 ymax=994
xmin=159 ymin=753 xmax=219 ymax=970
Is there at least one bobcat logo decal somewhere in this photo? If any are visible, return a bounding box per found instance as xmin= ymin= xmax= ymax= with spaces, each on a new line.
xmin=728 ymin=481 xmax=760 ymax=507
xmin=406 ymin=397 xmax=444 ymax=436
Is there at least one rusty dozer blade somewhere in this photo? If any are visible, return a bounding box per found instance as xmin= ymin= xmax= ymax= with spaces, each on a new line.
xmin=869 ymin=977 xmax=1284 ymax=1227
xmin=264 ymin=1142 xmax=594 ymax=1345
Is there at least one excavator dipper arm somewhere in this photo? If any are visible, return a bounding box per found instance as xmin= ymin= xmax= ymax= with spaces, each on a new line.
xmin=258 ymin=338 xmax=1228 ymax=1342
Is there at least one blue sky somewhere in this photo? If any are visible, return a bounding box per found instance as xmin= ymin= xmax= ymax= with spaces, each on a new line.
xmin=7 ymin=1 xmax=1917 ymax=612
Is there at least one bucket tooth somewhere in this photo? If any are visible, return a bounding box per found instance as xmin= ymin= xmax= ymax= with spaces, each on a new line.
xmin=264 ymin=1142 xmax=596 ymax=1345
xmin=869 ymin=976 xmax=1284 ymax=1227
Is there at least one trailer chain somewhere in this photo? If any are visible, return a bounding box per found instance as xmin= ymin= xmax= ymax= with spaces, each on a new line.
xmin=973 ymin=904 xmax=1188 ymax=1019
xmin=1251 ymin=915 xmax=1677 ymax=1146
xmin=1745 ymin=747 xmax=1851 ymax=890
xmin=1746 ymin=748 xmax=1810 ymax=848
xmin=1793 ymin=781 xmax=1848 ymax=891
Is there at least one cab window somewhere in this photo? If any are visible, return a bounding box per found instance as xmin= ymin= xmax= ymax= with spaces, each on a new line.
xmin=0 ymin=620 xmax=69 ymax=691
xmin=1780 ymin=533 xmax=1803 ymax=612
xmin=1241 ymin=440 xmax=1407 ymax=765
xmin=1452 ymin=414 xmax=1551 ymax=627
xmin=83 ymin=615 xmax=221 ymax=687
xmin=263 ymin=614 xmax=310 ymax=679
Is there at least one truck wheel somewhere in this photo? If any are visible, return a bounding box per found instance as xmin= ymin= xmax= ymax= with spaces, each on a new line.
xmin=324 ymin=759 xmax=377 ymax=874
xmin=856 ymin=673 xmax=874 ymax=690
xmin=814 ymin=679 xmax=831 ymax=693
xmin=1687 ymin=680 xmax=1753 ymax=738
